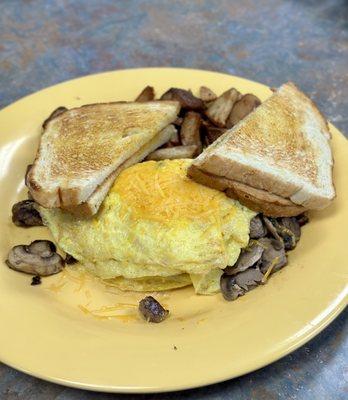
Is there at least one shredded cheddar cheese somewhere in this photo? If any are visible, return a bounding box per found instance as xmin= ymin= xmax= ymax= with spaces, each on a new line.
xmin=112 ymin=159 xmax=226 ymax=223
xmin=261 ymin=256 xmax=281 ymax=283
xmin=78 ymin=304 xmax=138 ymax=322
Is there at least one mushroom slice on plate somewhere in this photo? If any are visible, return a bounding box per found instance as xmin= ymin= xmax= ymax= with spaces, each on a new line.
xmin=146 ymin=145 xmax=197 ymax=161
xmin=29 ymin=240 xmax=56 ymax=256
xmin=199 ymin=86 xmax=217 ymax=102
xmin=220 ymin=274 xmax=245 ymax=301
xmin=226 ymin=93 xmax=261 ymax=128
xmin=280 ymin=217 xmax=301 ymax=241
xmin=12 ymin=200 xmax=43 ymax=227
xmin=160 ymin=88 xmax=204 ymax=111
xmin=180 ymin=111 xmax=202 ymax=155
xmin=135 ymin=86 xmax=155 ymax=102
xmin=296 ymin=213 xmax=309 ymax=227
xmin=6 ymin=240 xmax=64 ymax=276
xmin=249 ymin=215 xmax=267 ymax=239
xmin=138 ymin=296 xmax=169 ymax=323
xmin=202 ymin=122 xmax=226 ymax=146
xmin=266 ymin=217 xmax=297 ymax=250
xmin=234 ymin=268 xmax=264 ymax=291
xmin=258 ymin=238 xmax=288 ymax=278
xmin=263 ymin=216 xmax=284 ymax=245
xmin=225 ymin=241 xmax=264 ymax=275
xmin=205 ymin=88 xmax=240 ymax=127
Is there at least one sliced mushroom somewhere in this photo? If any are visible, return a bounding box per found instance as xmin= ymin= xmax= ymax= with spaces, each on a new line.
xmin=135 ymin=86 xmax=155 ymax=102
xmin=225 ymin=241 xmax=264 ymax=275
xmin=6 ymin=240 xmax=64 ymax=276
xmin=162 ymin=128 xmax=181 ymax=148
xmin=205 ymin=88 xmax=240 ymax=127
xmin=226 ymin=94 xmax=261 ymax=128
xmin=180 ymin=111 xmax=202 ymax=155
xmin=297 ymin=213 xmax=309 ymax=227
xmin=263 ymin=216 xmax=283 ymax=244
xmin=267 ymin=217 xmax=297 ymax=250
xmin=160 ymin=88 xmax=204 ymax=111
xmin=220 ymin=274 xmax=245 ymax=301
xmin=12 ymin=200 xmax=43 ymax=227
xmin=199 ymin=86 xmax=217 ymax=102
xmin=146 ymin=145 xmax=197 ymax=161
xmin=29 ymin=239 xmax=56 ymax=256
xmin=138 ymin=296 xmax=169 ymax=323
xmin=234 ymin=268 xmax=264 ymax=290
xmin=280 ymin=217 xmax=301 ymax=242
xmin=249 ymin=215 xmax=267 ymax=239
xmin=173 ymin=117 xmax=184 ymax=126
xmin=201 ymin=121 xmax=226 ymax=146
xmin=258 ymin=238 xmax=287 ymax=275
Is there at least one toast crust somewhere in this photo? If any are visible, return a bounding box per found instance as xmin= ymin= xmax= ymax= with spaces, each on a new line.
xmin=188 ymin=165 xmax=306 ymax=217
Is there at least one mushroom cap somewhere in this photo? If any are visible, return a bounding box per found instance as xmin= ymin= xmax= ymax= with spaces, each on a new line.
xmin=11 ymin=200 xmax=43 ymax=227
xmin=258 ymin=238 xmax=288 ymax=274
xmin=138 ymin=296 xmax=169 ymax=323
xmin=225 ymin=241 xmax=264 ymax=275
xmin=280 ymin=217 xmax=301 ymax=241
xmin=6 ymin=240 xmax=64 ymax=276
xmin=220 ymin=274 xmax=244 ymax=301
xmin=234 ymin=268 xmax=264 ymax=290
xmin=249 ymin=215 xmax=267 ymax=239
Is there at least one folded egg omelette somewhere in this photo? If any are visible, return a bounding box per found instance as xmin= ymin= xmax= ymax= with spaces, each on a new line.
xmin=40 ymin=159 xmax=255 ymax=294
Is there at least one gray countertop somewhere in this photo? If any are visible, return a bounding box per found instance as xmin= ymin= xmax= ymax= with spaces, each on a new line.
xmin=0 ymin=0 xmax=347 ymax=399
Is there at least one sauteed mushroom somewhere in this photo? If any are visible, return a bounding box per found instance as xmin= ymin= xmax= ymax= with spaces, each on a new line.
xmin=6 ymin=240 xmax=64 ymax=276
xmin=258 ymin=238 xmax=288 ymax=275
xmin=220 ymin=274 xmax=244 ymax=301
xmin=12 ymin=200 xmax=43 ymax=227
xmin=267 ymin=217 xmax=297 ymax=250
xmin=249 ymin=215 xmax=267 ymax=239
xmin=234 ymin=268 xmax=264 ymax=290
xmin=225 ymin=241 xmax=264 ymax=275
xmin=138 ymin=296 xmax=169 ymax=323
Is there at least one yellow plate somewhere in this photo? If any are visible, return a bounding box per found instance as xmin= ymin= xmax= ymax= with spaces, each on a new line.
xmin=0 ymin=68 xmax=347 ymax=393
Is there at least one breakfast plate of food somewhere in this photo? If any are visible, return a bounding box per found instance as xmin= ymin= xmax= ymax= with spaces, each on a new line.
xmin=0 ymin=68 xmax=347 ymax=393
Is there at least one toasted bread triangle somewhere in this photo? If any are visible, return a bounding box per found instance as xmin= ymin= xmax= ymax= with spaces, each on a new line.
xmin=190 ymin=82 xmax=335 ymax=211
xmin=27 ymin=101 xmax=180 ymax=208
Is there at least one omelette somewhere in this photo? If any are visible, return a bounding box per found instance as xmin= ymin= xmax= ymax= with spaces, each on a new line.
xmin=40 ymin=159 xmax=255 ymax=294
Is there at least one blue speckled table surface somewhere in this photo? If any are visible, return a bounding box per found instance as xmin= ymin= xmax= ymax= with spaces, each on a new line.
xmin=0 ymin=0 xmax=347 ymax=399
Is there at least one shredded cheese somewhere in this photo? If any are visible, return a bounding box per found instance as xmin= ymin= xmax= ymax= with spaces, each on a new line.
xmin=78 ymin=304 xmax=138 ymax=322
xmin=112 ymin=159 xmax=227 ymax=223
xmin=261 ymin=256 xmax=281 ymax=283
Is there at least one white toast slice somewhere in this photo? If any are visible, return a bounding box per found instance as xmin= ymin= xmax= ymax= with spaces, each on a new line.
xmin=27 ymin=101 xmax=180 ymax=208
xmin=190 ymin=82 xmax=335 ymax=210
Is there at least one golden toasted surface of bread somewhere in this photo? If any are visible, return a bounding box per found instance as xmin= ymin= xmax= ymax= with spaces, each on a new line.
xmin=222 ymin=83 xmax=320 ymax=184
xmin=45 ymin=102 xmax=179 ymax=177
xmin=192 ymin=82 xmax=335 ymax=211
xmin=66 ymin=125 xmax=177 ymax=217
xmin=27 ymin=101 xmax=180 ymax=209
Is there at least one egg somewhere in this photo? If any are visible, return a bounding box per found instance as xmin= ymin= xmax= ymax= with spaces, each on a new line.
xmin=40 ymin=159 xmax=255 ymax=294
